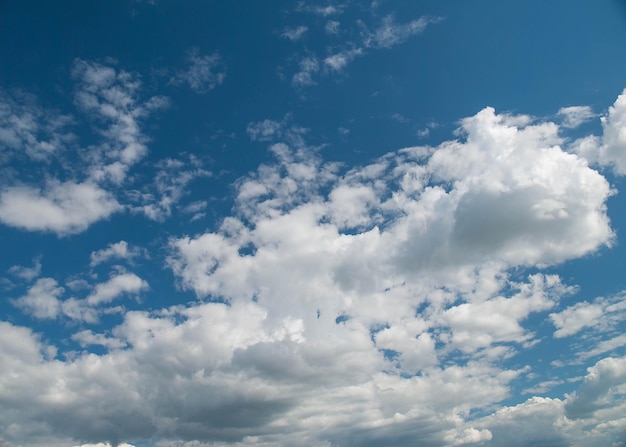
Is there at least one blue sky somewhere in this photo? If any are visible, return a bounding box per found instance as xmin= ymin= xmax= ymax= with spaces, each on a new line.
xmin=2 ymin=1 xmax=626 ymax=446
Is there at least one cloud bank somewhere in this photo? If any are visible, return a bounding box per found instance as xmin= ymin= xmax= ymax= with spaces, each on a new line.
xmin=2 ymin=86 xmax=626 ymax=447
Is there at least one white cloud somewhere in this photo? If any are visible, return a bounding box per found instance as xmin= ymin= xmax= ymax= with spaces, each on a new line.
xmin=246 ymin=119 xmax=285 ymax=141
xmin=11 ymin=278 xmax=64 ymax=319
xmin=171 ymin=48 xmax=226 ymax=93
xmin=282 ymin=26 xmax=308 ymax=41
xmin=86 ymin=273 xmax=149 ymax=306
xmin=292 ymin=56 xmax=320 ymax=86
xmin=558 ymin=105 xmax=596 ymax=128
xmin=569 ymin=89 xmax=626 ymax=176
xmin=550 ymin=292 xmax=626 ymax=339
xmin=133 ymin=155 xmax=211 ymax=221
xmin=365 ymin=15 xmax=442 ymax=49
xmin=72 ymin=330 xmax=126 ymax=349
xmin=0 ymin=181 xmax=121 ymax=236
xmin=73 ymin=59 xmax=168 ymax=185
xmin=297 ymin=3 xmax=342 ymax=16
xmin=323 ymin=48 xmax=363 ymax=72
xmin=565 ymin=356 xmax=626 ymax=419
xmin=325 ymin=20 xmax=340 ymax=34
xmin=598 ymin=88 xmax=626 ymax=174
xmin=90 ymin=241 xmax=146 ymax=267
xmin=3 ymin=91 xmax=626 ymax=447
xmin=0 ymin=91 xmax=74 ymax=162
xmin=7 ymin=257 xmax=42 ymax=281
xmin=287 ymin=14 xmax=441 ymax=87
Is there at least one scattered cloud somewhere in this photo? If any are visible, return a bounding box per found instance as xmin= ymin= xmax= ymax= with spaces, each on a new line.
xmin=285 ymin=13 xmax=441 ymax=87
xmin=132 ymin=155 xmax=212 ymax=221
xmin=11 ymin=277 xmax=64 ymax=319
xmin=292 ymin=56 xmax=320 ymax=86
xmin=171 ymin=48 xmax=226 ymax=93
xmin=282 ymin=25 xmax=308 ymax=41
xmin=0 ymin=91 xmax=75 ymax=163
xmin=86 ymin=272 xmax=149 ymax=306
xmin=558 ymin=105 xmax=596 ymax=128
xmin=365 ymin=15 xmax=442 ymax=49
xmin=324 ymin=48 xmax=363 ymax=72
xmin=325 ymin=20 xmax=340 ymax=34
xmin=90 ymin=241 xmax=146 ymax=267
xmin=0 ymin=181 xmax=121 ymax=236
xmin=7 ymin=257 xmax=42 ymax=281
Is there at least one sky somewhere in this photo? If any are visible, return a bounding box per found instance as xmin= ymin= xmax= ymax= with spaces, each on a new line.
xmin=2 ymin=1 xmax=626 ymax=446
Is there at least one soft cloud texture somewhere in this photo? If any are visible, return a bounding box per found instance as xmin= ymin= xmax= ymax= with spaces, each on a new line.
xmin=0 ymin=181 xmax=121 ymax=236
xmin=2 ymin=61 xmax=626 ymax=447
xmin=171 ymin=48 xmax=226 ymax=93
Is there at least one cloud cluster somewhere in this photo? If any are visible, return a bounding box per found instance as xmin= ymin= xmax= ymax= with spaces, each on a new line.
xmin=0 ymin=58 xmax=216 ymax=236
xmin=3 ymin=88 xmax=626 ymax=446
xmin=290 ymin=13 xmax=441 ymax=87
xmin=171 ymin=48 xmax=226 ymax=94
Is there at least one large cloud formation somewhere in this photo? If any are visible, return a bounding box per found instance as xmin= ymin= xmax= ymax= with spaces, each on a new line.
xmin=2 ymin=89 xmax=626 ymax=447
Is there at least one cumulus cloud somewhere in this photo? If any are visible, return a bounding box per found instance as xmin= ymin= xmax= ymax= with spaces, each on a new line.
xmin=3 ymin=91 xmax=626 ymax=447
xmin=570 ymin=88 xmax=626 ymax=175
xmin=0 ymin=60 xmax=169 ymax=236
xmin=0 ymin=181 xmax=120 ymax=236
xmin=90 ymin=240 xmax=146 ymax=267
xmin=171 ymin=48 xmax=226 ymax=93
xmin=565 ymin=356 xmax=626 ymax=419
xmin=550 ymin=292 xmax=626 ymax=340
xmin=11 ymin=277 xmax=64 ymax=319
xmin=86 ymin=273 xmax=149 ymax=306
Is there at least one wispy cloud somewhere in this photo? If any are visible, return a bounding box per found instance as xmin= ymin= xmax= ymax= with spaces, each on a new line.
xmin=292 ymin=56 xmax=320 ymax=86
xmin=90 ymin=241 xmax=147 ymax=267
xmin=282 ymin=25 xmax=308 ymax=41
xmin=170 ymin=48 xmax=226 ymax=93
xmin=365 ymin=15 xmax=442 ymax=48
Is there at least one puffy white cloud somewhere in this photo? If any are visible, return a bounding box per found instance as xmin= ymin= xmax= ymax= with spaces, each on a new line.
xmin=565 ymin=357 xmax=626 ymax=419
xmin=71 ymin=330 xmax=126 ymax=350
xmin=11 ymin=278 xmax=64 ymax=319
xmin=90 ymin=240 xmax=146 ymax=267
xmin=550 ymin=292 xmax=626 ymax=339
xmin=599 ymin=88 xmax=626 ymax=174
xmin=171 ymin=48 xmax=226 ymax=93
xmin=0 ymin=181 xmax=121 ymax=236
xmin=0 ymin=60 xmax=169 ymax=236
xmin=569 ymin=88 xmax=626 ymax=175
xmin=86 ymin=273 xmax=149 ymax=306
xmin=3 ymin=91 xmax=626 ymax=447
